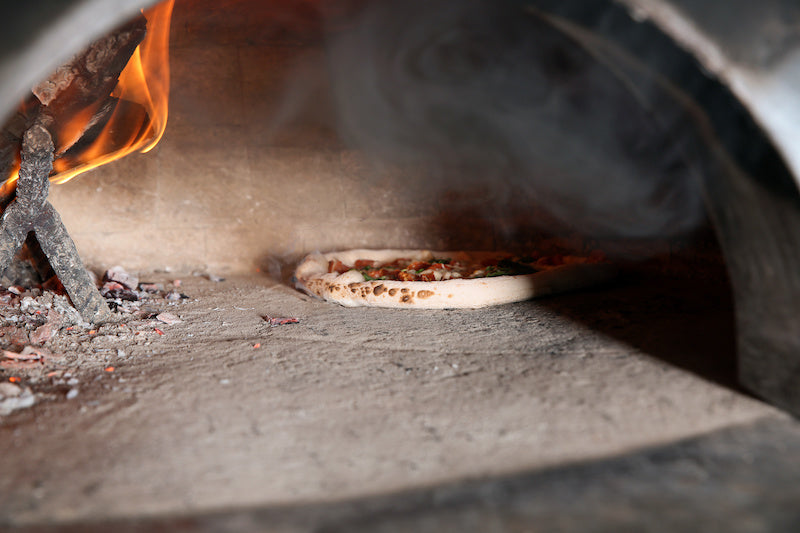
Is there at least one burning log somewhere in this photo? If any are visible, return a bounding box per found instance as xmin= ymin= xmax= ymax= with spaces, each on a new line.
xmin=0 ymin=122 xmax=110 ymax=323
xmin=55 ymin=96 xmax=150 ymax=171
xmin=0 ymin=15 xmax=150 ymax=323
xmin=32 ymin=16 xmax=147 ymax=145
xmin=34 ymin=15 xmax=148 ymax=163
xmin=0 ymin=100 xmax=39 ymax=206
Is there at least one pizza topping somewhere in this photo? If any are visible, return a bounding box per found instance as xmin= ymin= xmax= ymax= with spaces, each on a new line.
xmin=354 ymin=259 xmax=377 ymax=269
xmin=326 ymin=254 xmax=563 ymax=282
xmin=419 ymin=270 xmax=438 ymax=282
xmin=536 ymin=254 xmax=563 ymax=267
xmin=328 ymin=259 xmax=350 ymax=274
xmin=406 ymin=261 xmax=430 ymax=271
xmin=296 ymin=249 xmax=617 ymax=309
xmin=397 ymin=270 xmax=418 ymax=282
xmin=334 ymin=270 xmax=367 ymax=284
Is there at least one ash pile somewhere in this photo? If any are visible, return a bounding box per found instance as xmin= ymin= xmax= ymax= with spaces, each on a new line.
xmin=0 ymin=263 xmax=189 ymax=416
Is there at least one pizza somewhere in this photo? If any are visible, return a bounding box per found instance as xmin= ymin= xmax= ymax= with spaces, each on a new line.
xmin=294 ymin=248 xmax=615 ymax=309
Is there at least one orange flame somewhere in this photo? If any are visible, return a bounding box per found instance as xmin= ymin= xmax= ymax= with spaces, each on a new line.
xmin=51 ymin=0 xmax=174 ymax=184
xmin=3 ymin=0 xmax=174 ymax=190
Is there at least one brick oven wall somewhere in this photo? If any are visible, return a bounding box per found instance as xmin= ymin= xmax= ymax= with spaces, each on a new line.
xmin=47 ymin=0 xmax=517 ymax=273
xmin=47 ymin=0 xmax=722 ymax=275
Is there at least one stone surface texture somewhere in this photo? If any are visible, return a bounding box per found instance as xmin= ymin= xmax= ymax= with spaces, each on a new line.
xmin=0 ymin=273 xmax=789 ymax=529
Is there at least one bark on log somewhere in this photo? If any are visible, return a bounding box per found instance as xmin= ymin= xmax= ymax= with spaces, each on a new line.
xmin=55 ymin=96 xmax=149 ymax=165
xmin=0 ymin=97 xmax=40 ymax=206
xmin=0 ymin=121 xmax=111 ymax=323
xmin=32 ymin=14 xmax=147 ymax=153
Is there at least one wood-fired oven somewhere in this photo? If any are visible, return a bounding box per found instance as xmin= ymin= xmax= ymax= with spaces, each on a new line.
xmin=1 ymin=0 xmax=800 ymax=527
xmin=3 ymin=0 xmax=798 ymax=414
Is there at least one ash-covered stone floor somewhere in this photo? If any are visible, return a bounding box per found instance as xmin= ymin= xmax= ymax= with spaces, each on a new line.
xmin=0 ymin=272 xmax=796 ymax=531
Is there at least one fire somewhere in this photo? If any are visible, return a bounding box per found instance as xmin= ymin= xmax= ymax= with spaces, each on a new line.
xmin=4 ymin=0 xmax=174 ymax=190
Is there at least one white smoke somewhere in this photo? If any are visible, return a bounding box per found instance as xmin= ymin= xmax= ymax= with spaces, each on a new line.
xmin=321 ymin=0 xmax=708 ymax=240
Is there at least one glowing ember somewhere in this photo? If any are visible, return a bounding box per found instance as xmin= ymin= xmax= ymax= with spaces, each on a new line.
xmin=3 ymin=0 xmax=174 ymax=190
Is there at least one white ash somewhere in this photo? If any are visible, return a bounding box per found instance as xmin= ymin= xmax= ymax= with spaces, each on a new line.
xmin=0 ymin=382 xmax=21 ymax=397
xmin=103 ymin=266 xmax=139 ymax=290
xmin=156 ymin=312 xmax=181 ymax=325
xmin=138 ymin=282 xmax=164 ymax=293
xmin=0 ymin=290 xmax=84 ymax=352
xmin=193 ymin=272 xmax=225 ymax=282
xmin=0 ymin=266 xmax=193 ymax=416
xmin=165 ymin=290 xmax=188 ymax=301
xmin=0 ymin=387 xmax=35 ymax=415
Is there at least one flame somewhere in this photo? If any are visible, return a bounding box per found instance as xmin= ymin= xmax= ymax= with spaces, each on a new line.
xmin=3 ymin=0 xmax=174 ymax=192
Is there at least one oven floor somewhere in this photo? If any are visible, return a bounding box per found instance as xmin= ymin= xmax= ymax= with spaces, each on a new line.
xmin=0 ymin=272 xmax=795 ymax=530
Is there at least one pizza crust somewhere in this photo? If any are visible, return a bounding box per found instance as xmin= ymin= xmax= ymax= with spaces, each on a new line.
xmin=295 ymin=249 xmax=617 ymax=309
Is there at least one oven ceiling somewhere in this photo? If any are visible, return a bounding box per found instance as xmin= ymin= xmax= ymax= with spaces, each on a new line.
xmin=3 ymin=1 xmax=799 ymax=183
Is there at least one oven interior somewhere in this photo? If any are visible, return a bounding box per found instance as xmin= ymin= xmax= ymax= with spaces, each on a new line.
xmin=0 ymin=0 xmax=798 ymax=530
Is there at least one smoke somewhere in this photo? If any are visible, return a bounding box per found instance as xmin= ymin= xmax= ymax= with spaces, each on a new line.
xmin=321 ymin=0 xmax=707 ymax=240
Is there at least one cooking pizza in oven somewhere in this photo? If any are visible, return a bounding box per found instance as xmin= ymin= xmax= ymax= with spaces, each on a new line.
xmin=295 ymin=249 xmax=616 ymax=308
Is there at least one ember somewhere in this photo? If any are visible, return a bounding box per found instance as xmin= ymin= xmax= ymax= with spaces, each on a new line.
xmin=264 ymin=316 xmax=300 ymax=327
xmin=0 ymin=381 xmax=35 ymax=416
xmin=1 ymin=346 xmax=57 ymax=368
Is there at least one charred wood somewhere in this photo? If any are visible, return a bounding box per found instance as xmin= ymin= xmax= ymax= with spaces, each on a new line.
xmin=0 ymin=122 xmax=110 ymax=323
xmin=0 ymin=14 xmax=146 ymax=201
xmin=36 ymin=201 xmax=111 ymax=323
xmin=0 ymin=15 xmax=148 ymax=323
xmin=32 ymin=15 xmax=147 ymax=153
xmin=0 ymin=96 xmax=40 ymax=207
xmin=56 ymin=97 xmax=149 ymax=166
